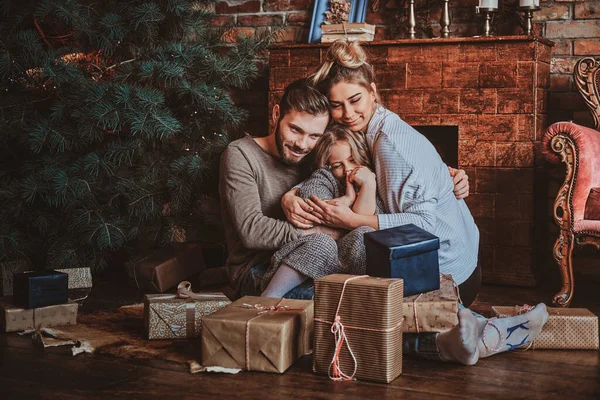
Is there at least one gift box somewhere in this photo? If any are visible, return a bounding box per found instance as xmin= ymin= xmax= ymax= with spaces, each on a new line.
xmin=491 ymin=306 xmax=599 ymax=350
xmin=403 ymin=274 xmax=459 ymax=333
xmin=0 ymin=260 xmax=28 ymax=297
xmin=313 ymin=274 xmax=404 ymax=383
xmin=365 ymin=224 xmax=440 ymax=296
xmin=126 ymin=244 xmax=205 ymax=293
xmin=144 ymin=281 xmax=230 ymax=339
xmin=0 ymin=298 xmax=78 ymax=332
xmin=202 ymin=296 xmax=313 ymax=373
xmin=13 ymin=271 xmax=69 ymax=309
xmin=55 ymin=268 xmax=93 ymax=289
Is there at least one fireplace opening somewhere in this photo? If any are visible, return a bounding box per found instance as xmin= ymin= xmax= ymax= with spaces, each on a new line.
xmin=414 ymin=125 xmax=459 ymax=168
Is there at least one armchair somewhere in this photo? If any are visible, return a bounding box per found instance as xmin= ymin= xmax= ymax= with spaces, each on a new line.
xmin=542 ymin=57 xmax=600 ymax=307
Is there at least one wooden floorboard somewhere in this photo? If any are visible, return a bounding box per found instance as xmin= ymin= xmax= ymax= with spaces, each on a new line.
xmin=1 ymin=269 xmax=599 ymax=400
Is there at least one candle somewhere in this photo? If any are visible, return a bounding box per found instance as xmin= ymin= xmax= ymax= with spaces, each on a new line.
xmin=479 ymin=0 xmax=498 ymax=8
xmin=520 ymin=0 xmax=540 ymax=6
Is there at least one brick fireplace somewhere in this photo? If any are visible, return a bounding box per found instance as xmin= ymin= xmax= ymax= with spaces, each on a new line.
xmin=268 ymin=36 xmax=553 ymax=287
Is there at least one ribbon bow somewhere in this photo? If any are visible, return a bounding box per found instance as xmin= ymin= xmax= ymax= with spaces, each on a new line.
xmin=239 ymin=303 xmax=302 ymax=315
xmin=176 ymin=281 xmax=228 ymax=301
xmin=238 ymin=299 xmax=307 ymax=371
xmin=314 ymin=276 xmax=404 ymax=382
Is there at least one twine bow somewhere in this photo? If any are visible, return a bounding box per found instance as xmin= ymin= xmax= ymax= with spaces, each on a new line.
xmin=238 ymin=303 xmax=302 ymax=315
xmin=327 ymin=275 xmax=364 ymax=381
xmin=238 ymin=299 xmax=307 ymax=371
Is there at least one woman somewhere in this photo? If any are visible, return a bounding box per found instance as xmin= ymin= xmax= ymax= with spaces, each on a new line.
xmin=282 ymin=40 xmax=548 ymax=365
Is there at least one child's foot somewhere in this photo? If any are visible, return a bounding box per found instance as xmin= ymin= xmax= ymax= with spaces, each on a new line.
xmin=437 ymin=308 xmax=480 ymax=365
xmin=478 ymin=303 xmax=549 ymax=358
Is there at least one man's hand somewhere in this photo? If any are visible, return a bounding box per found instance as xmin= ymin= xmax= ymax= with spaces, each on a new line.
xmin=448 ymin=167 xmax=469 ymax=199
xmin=281 ymin=188 xmax=322 ymax=229
xmin=306 ymin=195 xmax=356 ymax=230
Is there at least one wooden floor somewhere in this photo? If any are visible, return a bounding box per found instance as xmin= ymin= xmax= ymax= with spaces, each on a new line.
xmin=2 ymin=269 xmax=600 ymax=400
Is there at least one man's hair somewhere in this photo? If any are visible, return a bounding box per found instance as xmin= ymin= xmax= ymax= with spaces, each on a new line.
xmin=279 ymin=78 xmax=330 ymax=119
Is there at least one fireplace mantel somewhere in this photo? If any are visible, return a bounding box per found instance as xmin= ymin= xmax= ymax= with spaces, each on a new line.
xmin=268 ymin=36 xmax=552 ymax=287
xmin=270 ymin=35 xmax=554 ymax=49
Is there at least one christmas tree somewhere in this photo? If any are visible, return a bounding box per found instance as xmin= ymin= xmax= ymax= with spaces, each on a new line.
xmin=0 ymin=0 xmax=274 ymax=272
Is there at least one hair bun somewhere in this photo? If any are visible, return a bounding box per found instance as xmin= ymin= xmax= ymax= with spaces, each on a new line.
xmin=326 ymin=40 xmax=367 ymax=69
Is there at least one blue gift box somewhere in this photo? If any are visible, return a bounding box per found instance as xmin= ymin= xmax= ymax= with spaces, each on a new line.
xmin=365 ymin=224 xmax=440 ymax=296
xmin=13 ymin=271 xmax=69 ymax=309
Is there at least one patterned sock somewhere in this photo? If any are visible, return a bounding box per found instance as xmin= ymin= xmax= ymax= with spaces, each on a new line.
xmin=478 ymin=303 xmax=548 ymax=357
xmin=261 ymin=264 xmax=308 ymax=298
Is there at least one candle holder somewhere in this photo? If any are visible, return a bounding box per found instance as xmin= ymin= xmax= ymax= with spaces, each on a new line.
xmin=519 ymin=6 xmax=540 ymax=36
xmin=441 ymin=0 xmax=451 ymax=38
xmin=408 ymin=0 xmax=416 ymax=39
xmin=475 ymin=6 xmax=498 ymax=37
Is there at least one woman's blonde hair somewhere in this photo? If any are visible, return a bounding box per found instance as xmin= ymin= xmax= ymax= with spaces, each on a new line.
xmin=312 ymin=124 xmax=373 ymax=171
xmin=310 ymin=40 xmax=379 ymax=102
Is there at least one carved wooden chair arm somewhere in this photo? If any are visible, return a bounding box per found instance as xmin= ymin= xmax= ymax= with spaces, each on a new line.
xmin=543 ymin=121 xmax=600 ymax=224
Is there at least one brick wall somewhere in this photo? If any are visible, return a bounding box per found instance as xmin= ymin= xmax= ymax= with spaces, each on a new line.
xmin=215 ymin=0 xmax=599 ymax=131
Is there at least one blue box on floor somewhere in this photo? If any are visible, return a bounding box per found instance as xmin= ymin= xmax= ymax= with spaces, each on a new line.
xmin=365 ymin=224 xmax=440 ymax=296
xmin=12 ymin=271 xmax=69 ymax=309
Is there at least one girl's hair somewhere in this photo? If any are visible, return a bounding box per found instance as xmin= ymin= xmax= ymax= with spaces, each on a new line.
xmin=310 ymin=40 xmax=379 ymax=102
xmin=312 ymin=124 xmax=373 ymax=171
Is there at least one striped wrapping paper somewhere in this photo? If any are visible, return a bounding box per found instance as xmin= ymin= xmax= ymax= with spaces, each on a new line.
xmin=313 ymin=274 xmax=404 ymax=383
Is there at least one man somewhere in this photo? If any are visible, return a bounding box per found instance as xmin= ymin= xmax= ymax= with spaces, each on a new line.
xmin=219 ymin=79 xmax=338 ymax=295
xmin=219 ymin=78 xmax=469 ymax=297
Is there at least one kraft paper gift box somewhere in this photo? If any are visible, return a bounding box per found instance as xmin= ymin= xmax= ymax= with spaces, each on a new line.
xmin=313 ymin=274 xmax=404 ymax=383
xmin=126 ymin=244 xmax=205 ymax=293
xmin=13 ymin=271 xmax=69 ymax=309
xmin=403 ymin=274 xmax=460 ymax=333
xmin=491 ymin=306 xmax=599 ymax=350
xmin=0 ymin=298 xmax=78 ymax=333
xmin=144 ymin=281 xmax=230 ymax=340
xmin=365 ymin=223 xmax=440 ymax=296
xmin=201 ymin=296 xmax=314 ymax=373
xmin=0 ymin=260 xmax=28 ymax=297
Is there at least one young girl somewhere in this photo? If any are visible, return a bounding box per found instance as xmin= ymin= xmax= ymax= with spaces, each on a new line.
xmin=299 ymin=124 xmax=383 ymax=216
xmin=281 ymin=39 xmax=549 ymax=365
xmin=260 ymin=125 xmax=384 ymax=298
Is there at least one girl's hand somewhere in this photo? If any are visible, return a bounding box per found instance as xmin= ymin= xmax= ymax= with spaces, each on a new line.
xmin=448 ymin=167 xmax=469 ymax=199
xmin=338 ymin=172 xmax=357 ymax=207
xmin=348 ymin=166 xmax=376 ymax=188
xmin=307 ymin=195 xmax=356 ymax=230
xmin=281 ymin=189 xmax=322 ymax=229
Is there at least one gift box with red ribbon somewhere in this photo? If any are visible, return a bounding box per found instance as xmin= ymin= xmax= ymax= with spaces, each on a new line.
xmin=144 ymin=281 xmax=230 ymax=340
xmin=201 ymin=296 xmax=313 ymax=373
xmin=313 ymin=274 xmax=404 ymax=383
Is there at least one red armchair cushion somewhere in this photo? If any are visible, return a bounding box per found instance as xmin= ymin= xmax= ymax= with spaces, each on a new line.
xmin=585 ymin=188 xmax=600 ymax=220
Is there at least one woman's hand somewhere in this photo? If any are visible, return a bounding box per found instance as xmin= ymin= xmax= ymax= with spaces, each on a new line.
xmin=306 ymin=195 xmax=356 ymax=230
xmin=347 ymin=166 xmax=376 ymax=189
xmin=281 ymin=189 xmax=322 ymax=229
xmin=448 ymin=167 xmax=469 ymax=199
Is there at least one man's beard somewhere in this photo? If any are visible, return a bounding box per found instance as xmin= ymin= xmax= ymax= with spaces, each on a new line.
xmin=275 ymin=127 xmax=309 ymax=165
